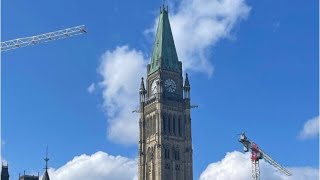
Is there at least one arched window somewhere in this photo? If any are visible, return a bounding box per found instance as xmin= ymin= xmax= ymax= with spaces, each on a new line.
xmin=173 ymin=115 xmax=176 ymax=135
xmin=178 ymin=116 xmax=181 ymax=136
xmin=172 ymin=148 xmax=176 ymax=160
xmin=148 ymin=117 xmax=151 ymax=137
xmin=154 ymin=115 xmax=157 ymax=134
xmin=154 ymin=115 xmax=157 ymax=135
xmin=150 ymin=147 xmax=154 ymax=161
xmin=177 ymin=150 xmax=180 ymax=160
xmin=165 ymin=148 xmax=170 ymax=159
xmin=151 ymin=115 xmax=154 ymax=135
xmin=148 ymin=117 xmax=152 ymax=136
xmin=147 ymin=147 xmax=151 ymax=162
xmin=162 ymin=113 xmax=166 ymax=134
xmin=168 ymin=114 xmax=171 ymax=134
xmin=173 ymin=148 xmax=180 ymax=161
xmin=146 ymin=118 xmax=149 ymax=137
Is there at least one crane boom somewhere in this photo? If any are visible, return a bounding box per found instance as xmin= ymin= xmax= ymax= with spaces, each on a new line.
xmin=239 ymin=133 xmax=291 ymax=180
xmin=259 ymin=149 xmax=292 ymax=176
xmin=1 ymin=25 xmax=86 ymax=52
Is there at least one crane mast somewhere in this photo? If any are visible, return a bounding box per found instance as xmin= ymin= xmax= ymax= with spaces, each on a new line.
xmin=1 ymin=25 xmax=86 ymax=52
xmin=239 ymin=133 xmax=292 ymax=180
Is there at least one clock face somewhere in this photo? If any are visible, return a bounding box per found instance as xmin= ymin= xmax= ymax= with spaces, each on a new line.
xmin=151 ymin=79 xmax=158 ymax=94
xmin=165 ymin=79 xmax=176 ymax=93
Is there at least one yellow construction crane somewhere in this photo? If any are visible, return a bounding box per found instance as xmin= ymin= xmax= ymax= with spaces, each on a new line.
xmin=1 ymin=25 xmax=86 ymax=52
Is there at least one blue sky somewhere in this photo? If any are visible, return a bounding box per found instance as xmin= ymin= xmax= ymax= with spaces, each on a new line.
xmin=2 ymin=0 xmax=319 ymax=179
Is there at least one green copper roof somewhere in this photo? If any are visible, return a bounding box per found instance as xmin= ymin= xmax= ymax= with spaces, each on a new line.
xmin=148 ymin=7 xmax=180 ymax=75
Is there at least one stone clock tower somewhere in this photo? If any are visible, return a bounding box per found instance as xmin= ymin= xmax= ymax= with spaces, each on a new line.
xmin=138 ymin=6 xmax=193 ymax=180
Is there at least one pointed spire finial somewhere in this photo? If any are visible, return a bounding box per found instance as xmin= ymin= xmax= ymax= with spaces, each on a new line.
xmin=44 ymin=146 xmax=49 ymax=170
xmin=140 ymin=77 xmax=145 ymax=91
xmin=160 ymin=0 xmax=168 ymax=13
xmin=42 ymin=146 xmax=51 ymax=180
xmin=42 ymin=145 xmax=50 ymax=180
xmin=184 ymin=73 xmax=190 ymax=87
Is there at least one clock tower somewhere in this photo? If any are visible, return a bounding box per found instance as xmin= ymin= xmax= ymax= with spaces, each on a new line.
xmin=138 ymin=6 xmax=193 ymax=180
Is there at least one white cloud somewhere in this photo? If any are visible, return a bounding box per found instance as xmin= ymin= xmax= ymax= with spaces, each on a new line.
xmin=147 ymin=0 xmax=251 ymax=76
xmin=87 ymin=83 xmax=96 ymax=94
xmin=200 ymin=151 xmax=319 ymax=180
xmin=46 ymin=151 xmax=137 ymax=180
xmin=99 ymin=46 xmax=147 ymax=145
xmin=1 ymin=139 xmax=7 ymax=165
xmin=46 ymin=151 xmax=318 ymax=180
xmin=1 ymin=158 xmax=7 ymax=166
xmin=299 ymin=116 xmax=319 ymax=140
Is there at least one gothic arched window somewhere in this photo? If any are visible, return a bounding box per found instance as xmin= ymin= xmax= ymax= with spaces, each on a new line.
xmin=173 ymin=148 xmax=180 ymax=161
xmin=172 ymin=148 xmax=175 ymax=160
xmin=178 ymin=116 xmax=181 ymax=136
xmin=146 ymin=118 xmax=149 ymax=137
xmin=148 ymin=117 xmax=151 ymax=137
xmin=151 ymin=115 xmax=155 ymax=135
xmin=150 ymin=147 xmax=154 ymax=161
xmin=173 ymin=115 xmax=176 ymax=135
xmin=162 ymin=113 xmax=166 ymax=134
xmin=165 ymin=148 xmax=170 ymax=159
xmin=147 ymin=147 xmax=151 ymax=162
xmin=177 ymin=150 xmax=180 ymax=160
xmin=153 ymin=115 xmax=156 ymax=135
xmin=148 ymin=117 xmax=152 ymax=137
xmin=168 ymin=114 xmax=171 ymax=134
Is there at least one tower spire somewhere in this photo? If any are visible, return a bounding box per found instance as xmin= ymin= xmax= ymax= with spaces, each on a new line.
xmin=148 ymin=4 xmax=181 ymax=75
xmin=184 ymin=73 xmax=190 ymax=87
xmin=42 ymin=146 xmax=51 ymax=180
xmin=44 ymin=146 xmax=49 ymax=171
xmin=139 ymin=77 xmax=146 ymax=103
xmin=139 ymin=77 xmax=146 ymax=92
xmin=184 ymin=73 xmax=191 ymax=99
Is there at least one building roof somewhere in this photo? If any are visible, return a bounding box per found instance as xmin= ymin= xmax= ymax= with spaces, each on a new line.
xmin=42 ymin=170 xmax=50 ymax=180
xmin=19 ymin=174 xmax=39 ymax=180
xmin=149 ymin=6 xmax=180 ymax=75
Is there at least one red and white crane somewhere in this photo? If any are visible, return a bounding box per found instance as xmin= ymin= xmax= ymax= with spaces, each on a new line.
xmin=1 ymin=25 xmax=86 ymax=52
xmin=239 ymin=133 xmax=292 ymax=180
